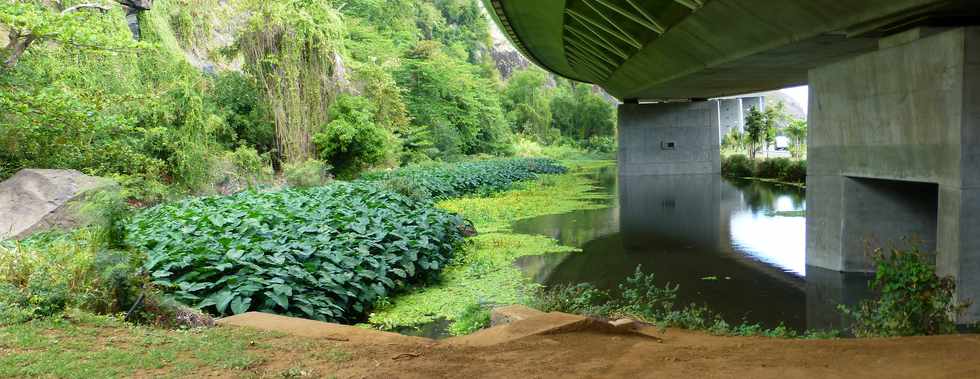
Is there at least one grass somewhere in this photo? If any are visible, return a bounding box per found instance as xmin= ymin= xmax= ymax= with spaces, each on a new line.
xmin=0 ymin=310 xmax=351 ymax=379
xmin=367 ymin=160 xmax=613 ymax=333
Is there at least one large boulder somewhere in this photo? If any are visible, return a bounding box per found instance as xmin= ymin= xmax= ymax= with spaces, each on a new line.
xmin=0 ymin=169 xmax=116 ymax=240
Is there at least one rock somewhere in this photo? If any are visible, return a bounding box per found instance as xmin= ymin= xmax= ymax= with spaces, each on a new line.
xmin=0 ymin=169 xmax=117 ymax=240
xmin=490 ymin=305 xmax=546 ymax=327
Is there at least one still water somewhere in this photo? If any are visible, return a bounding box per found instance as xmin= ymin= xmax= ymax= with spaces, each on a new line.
xmin=514 ymin=165 xmax=869 ymax=332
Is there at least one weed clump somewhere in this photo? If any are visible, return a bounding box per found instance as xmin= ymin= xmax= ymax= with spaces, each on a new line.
xmin=528 ymin=266 xmax=839 ymax=339
xmin=839 ymin=247 xmax=967 ymax=337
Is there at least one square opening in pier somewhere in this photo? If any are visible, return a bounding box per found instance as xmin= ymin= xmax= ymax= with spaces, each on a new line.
xmin=841 ymin=177 xmax=939 ymax=268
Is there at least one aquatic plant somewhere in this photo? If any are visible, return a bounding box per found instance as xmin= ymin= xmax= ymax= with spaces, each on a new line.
xmin=368 ymin=163 xmax=609 ymax=331
xmin=126 ymin=182 xmax=465 ymax=323
xmin=362 ymin=158 xmax=567 ymax=201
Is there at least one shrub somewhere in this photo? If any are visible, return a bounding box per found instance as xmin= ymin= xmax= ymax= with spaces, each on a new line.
xmin=839 ymin=247 xmax=967 ymax=337
xmin=584 ymin=135 xmax=617 ymax=154
xmin=526 ymin=266 xmax=838 ymax=338
xmin=212 ymin=146 xmax=274 ymax=194
xmin=754 ymin=157 xmax=792 ymax=179
xmin=210 ymin=72 xmax=276 ymax=154
xmin=361 ymin=158 xmax=567 ymax=200
xmin=783 ymin=160 xmax=807 ymax=183
xmin=283 ymin=159 xmax=333 ymax=188
xmin=525 ymin=282 xmax=614 ymax=318
xmin=0 ymin=229 xmax=142 ymax=324
xmin=721 ymin=155 xmax=754 ymax=178
xmin=448 ymin=303 xmax=492 ymax=336
xmin=126 ymin=182 xmax=466 ymax=323
xmin=313 ymin=95 xmax=392 ymax=179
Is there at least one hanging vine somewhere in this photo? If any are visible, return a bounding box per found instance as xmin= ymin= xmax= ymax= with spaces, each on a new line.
xmin=235 ymin=0 xmax=345 ymax=163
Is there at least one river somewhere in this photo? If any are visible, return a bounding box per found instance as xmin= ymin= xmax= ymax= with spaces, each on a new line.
xmin=514 ymin=165 xmax=870 ymax=332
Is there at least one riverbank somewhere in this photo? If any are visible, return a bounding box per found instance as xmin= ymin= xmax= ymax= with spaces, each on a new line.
xmin=367 ymin=160 xmax=613 ymax=334
xmin=5 ymin=309 xmax=979 ymax=378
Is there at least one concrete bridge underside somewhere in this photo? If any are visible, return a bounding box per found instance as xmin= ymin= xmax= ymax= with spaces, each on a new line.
xmin=487 ymin=0 xmax=980 ymax=322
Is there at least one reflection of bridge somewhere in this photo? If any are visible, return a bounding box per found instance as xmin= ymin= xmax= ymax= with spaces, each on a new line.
xmin=485 ymin=0 xmax=980 ymax=322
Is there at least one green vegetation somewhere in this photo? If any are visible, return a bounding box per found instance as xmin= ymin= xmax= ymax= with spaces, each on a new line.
xmin=528 ymin=267 xmax=838 ymax=339
xmin=1 ymin=0 xmax=617 ymax=204
xmin=362 ymin=157 xmax=567 ymax=200
xmin=124 ymin=158 xmax=564 ymax=325
xmin=0 ymin=310 xmax=359 ymax=378
xmin=368 ymin=161 xmax=611 ymax=333
xmin=126 ymin=181 xmax=466 ymax=323
xmin=785 ymin=119 xmax=808 ymax=158
xmin=840 ymin=246 xmax=968 ymax=337
xmin=723 ymin=101 xmax=804 ymax=160
xmin=0 ymin=229 xmax=140 ymax=324
xmin=722 ymin=155 xmax=807 ymax=185
xmin=313 ymin=94 xmax=392 ymax=178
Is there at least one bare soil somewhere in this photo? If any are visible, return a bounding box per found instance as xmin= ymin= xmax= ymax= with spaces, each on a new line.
xmin=217 ymin=312 xmax=980 ymax=378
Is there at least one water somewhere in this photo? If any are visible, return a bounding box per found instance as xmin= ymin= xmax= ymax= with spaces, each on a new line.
xmin=514 ymin=166 xmax=871 ymax=332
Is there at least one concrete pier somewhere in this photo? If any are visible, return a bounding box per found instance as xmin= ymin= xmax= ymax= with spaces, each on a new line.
xmin=618 ymin=102 xmax=720 ymax=176
xmin=806 ymin=27 xmax=980 ymax=321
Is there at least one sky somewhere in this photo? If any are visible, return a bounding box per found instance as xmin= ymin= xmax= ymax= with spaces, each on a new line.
xmin=779 ymin=85 xmax=809 ymax=114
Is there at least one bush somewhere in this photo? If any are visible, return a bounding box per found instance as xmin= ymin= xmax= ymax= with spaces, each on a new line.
xmin=839 ymin=247 xmax=967 ymax=337
xmin=0 ymin=229 xmax=142 ymax=324
xmin=283 ymin=159 xmax=333 ymax=188
xmin=584 ymin=135 xmax=617 ymax=154
xmin=448 ymin=303 xmax=492 ymax=336
xmin=126 ymin=182 xmax=467 ymax=323
xmin=361 ymin=158 xmax=567 ymax=200
xmin=783 ymin=160 xmax=807 ymax=183
xmin=211 ymin=146 xmax=274 ymax=194
xmin=754 ymin=157 xmax=792 ymax=179
xmin=722 ymin=155 xmax=807 ymax=184
xmin=526 ymin=266 xmax=838 ymax=338
xmin=721 ymin=155 xmax=754 ymax=178
xmin=313 ymin=95 xmax=393 ymax=178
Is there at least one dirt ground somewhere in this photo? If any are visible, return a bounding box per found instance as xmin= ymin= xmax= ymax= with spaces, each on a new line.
xmin=217 ymin=312 xmax=980 ymax=378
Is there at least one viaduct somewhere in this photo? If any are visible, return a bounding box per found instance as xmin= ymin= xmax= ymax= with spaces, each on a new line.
xmin=483 ymin=0 xmax=980 ymax=322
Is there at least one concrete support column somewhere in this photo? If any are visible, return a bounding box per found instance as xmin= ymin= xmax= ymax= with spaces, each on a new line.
xmin=806 ymin=27 xmax=980 ymax=321
xmin=617 ymin=102 xmax=720 ymax=176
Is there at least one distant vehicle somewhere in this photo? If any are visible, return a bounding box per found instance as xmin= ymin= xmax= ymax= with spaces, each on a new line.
xmin=775 ymin=136 xmax=790 ymax=151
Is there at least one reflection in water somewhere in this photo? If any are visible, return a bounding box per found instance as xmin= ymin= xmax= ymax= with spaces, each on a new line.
xmin=514 ymin=169 xmax=866 ymax=331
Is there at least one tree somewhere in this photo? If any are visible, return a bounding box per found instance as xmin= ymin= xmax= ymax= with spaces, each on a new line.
xmin=744 ymin=107 xmax=767 ymax=160
xmin=550 ymin=81 xmax=615 ymax=142
xmin=502 ymin=69 xmax=556 ymax=143
xmin=312 ymin=95 xmax=391 ymax=178
xmin=722 ymin=129 xmax=747 ymax=153
xmin=237 ymin=0 xmax=346 ymax=164
xmin=785 ymin=119 xmax=808 ymax=158
xmin=395 ymin=43 xmax=511 ymax=159
xmin=762 ymin=102 xmax=788 ymax=157
xmin=0 ymin=1 xmax=135 ymax=69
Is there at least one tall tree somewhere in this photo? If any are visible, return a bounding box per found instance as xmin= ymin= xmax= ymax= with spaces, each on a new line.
xmin=502 ymin=69 xmax=556 ymax=143
xmin=744 ymin=107 xmax=766 ymax=160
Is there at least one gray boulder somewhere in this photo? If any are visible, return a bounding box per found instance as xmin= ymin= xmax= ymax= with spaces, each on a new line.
xmin=0 ymin=169 xmax=117 ymax=240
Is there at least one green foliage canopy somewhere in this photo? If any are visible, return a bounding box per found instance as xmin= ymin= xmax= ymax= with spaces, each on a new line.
xmin=550 ymin=81 xmax=615 ymax=142
xmin=313 ymin=94 xmax=391 ymax=178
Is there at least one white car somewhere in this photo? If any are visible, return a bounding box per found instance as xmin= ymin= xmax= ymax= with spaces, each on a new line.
xmin=774 ymin=136 xmax=790 ymax=151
